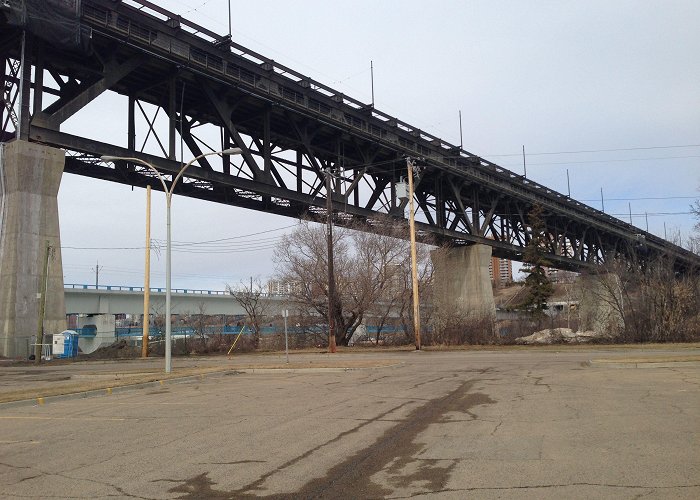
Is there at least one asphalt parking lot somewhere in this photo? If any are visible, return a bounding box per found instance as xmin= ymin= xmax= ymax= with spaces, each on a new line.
xmin=1 ymin=348 xmax=699 ymax=499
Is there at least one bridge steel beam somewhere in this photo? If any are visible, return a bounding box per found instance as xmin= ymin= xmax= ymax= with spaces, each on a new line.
xmin=0 ymin=0 xmax=698 ymax=278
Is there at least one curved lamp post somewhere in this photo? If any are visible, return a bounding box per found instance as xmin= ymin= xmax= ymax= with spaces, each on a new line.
xmin=102 ymin=148 xmax=242 ymax=373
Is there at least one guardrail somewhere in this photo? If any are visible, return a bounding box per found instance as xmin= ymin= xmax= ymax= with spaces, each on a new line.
xmin=65 ymin=283 xmax=229 ymax=295
xmin=64 ymin=284 xmax=290 ymax=298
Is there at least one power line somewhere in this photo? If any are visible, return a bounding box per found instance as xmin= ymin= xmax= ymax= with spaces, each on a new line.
xmin=582 ymin=195 xmax=697 ymax=202
xmin=62 ymin=245 xmax=144 ymax=250
xmin=498 ymin=154 xmax=700 ymax=168
xmin=61 ymin=224 xmax=295 ymax=252
xmin=486 ymin=144 xmax=700 ymax=157
xmin=167 ymin=224 xmax=296 ymax=246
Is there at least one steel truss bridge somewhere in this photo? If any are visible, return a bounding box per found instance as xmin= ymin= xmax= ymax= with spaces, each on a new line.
xmin=1 ymin=0 xmax=698 ymax=273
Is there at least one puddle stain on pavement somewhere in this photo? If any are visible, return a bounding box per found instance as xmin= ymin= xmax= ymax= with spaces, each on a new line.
xmin=167 ymin=380 xmax=495 ymax=499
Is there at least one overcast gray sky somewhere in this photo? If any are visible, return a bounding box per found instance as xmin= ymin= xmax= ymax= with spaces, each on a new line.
xmin=58 ymin=0 xmax=700 ymax=290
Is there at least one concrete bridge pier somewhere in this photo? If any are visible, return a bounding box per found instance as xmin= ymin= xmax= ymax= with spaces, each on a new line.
xmin=577 ymin=274 xmax=624 ymax=335
xmin=431 ymin=245 xmax=496 ymax=321
xmin=0 ymin=140 xmax=66 ymax=358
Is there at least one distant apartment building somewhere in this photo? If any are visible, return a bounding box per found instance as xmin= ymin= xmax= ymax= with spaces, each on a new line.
xmin=267 ymin=280 xmax=299 ymax=296
xmin=543 ymin=239 xmax=579 ymax=284
xmin=545 ymin=267 xmax=578 ymax=284
xmin=488 ymin=255 xmax=513 ymax=287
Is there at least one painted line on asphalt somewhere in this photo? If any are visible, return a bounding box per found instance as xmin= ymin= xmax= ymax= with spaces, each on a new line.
xmin=0 ymin=415 xmax=126 ymax=421
xmin=0 ymin=370 xmax=241 ymax=410
xmin=0 ymin=363 xmax=401 ymax=409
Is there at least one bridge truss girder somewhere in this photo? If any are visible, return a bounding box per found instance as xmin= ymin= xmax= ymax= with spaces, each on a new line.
xmin=1 ymin=0 xmax=697 ymax=274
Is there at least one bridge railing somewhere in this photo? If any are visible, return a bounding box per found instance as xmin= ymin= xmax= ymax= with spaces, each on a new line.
xmin=64 ymin=284 xmax=286 ymax=298
xmin=65 ymin=283 xmax=228 ymax=295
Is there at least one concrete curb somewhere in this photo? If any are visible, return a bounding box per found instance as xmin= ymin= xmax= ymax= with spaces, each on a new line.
xmin=236 ymin=365 xmax=396 ymax=374
xmin=0 ymin=362 xmax=402 ymax=408
xmin=0 ymin=369 xmax=241 ymax=409
xmin=588 ymin=360 xmax=700 ymax=369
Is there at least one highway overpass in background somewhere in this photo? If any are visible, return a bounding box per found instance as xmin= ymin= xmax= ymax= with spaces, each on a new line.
xmin=64 ymin=284 xmax=288 ymax=316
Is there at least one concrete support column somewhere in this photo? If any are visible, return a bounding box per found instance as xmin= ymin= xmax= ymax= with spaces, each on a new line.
xmin=577 ymin=274 xmax=624 ymax=335
xmin=431 ymin=244 xmax=496 ymax=319
xmin=0 ymin=140 xmax=66 ymax=358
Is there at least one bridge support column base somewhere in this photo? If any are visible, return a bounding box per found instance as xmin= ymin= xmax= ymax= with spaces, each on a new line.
xmin=431 ymin=244 xmax=496 ymax=325
xmin=577 ymin=274 xmax=624 ymax=336
xmin=0 ymin=140 xmax=66 ymax=358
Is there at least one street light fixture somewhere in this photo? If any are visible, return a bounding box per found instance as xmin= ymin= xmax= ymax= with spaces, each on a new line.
xmin=102 ymin=148 xmax=242 ymax=373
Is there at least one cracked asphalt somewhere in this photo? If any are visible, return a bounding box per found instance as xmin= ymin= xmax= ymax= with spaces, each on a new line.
xmin=1 ymin=348 xmax=699 ymax=499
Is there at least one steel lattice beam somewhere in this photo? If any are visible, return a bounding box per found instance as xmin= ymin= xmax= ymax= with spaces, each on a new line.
xmin=1 ymin=0 xmax=698 ymax=274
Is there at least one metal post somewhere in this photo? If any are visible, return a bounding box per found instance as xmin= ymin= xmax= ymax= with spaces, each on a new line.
xmin=601 ymin=187 xmax=605 ymax=213
xmin=101 ymin=148 xmax=242 ymax=373
xmin=566 ymin=169 xmax=570 ymax=197
xmin=284 ymin=309 xmax=289 ymax=364
xmin=227 ymin=0 xmax=232 ymax=38
xmin=459 ymin=110 xmax=463 ymax=150
xmin=94 ymin=260 xmax=101 ymax=288
xmin=522 ymin=145 xmax=527 ymax=178
xmin=629 ymin=202 xmax=632 ymax=224
xmin=165 ymin=192 xmax=172 ymax=373
xmin=406 ymin=158 xmax=421 ymax=350
xmin=34 ymin=241 xmax=51 ymax=364
xmin=325 ymin=168 xmax=337 ymax=353
xmin=142 ymin=185 xmax=151 ymax=357
xmin=645 ymin=212 xmax=649 ymax=232
xmin=17 ymin=31 xmax=31 ymax=140
xmin=370 ymin=60 xmax=374 ymax=107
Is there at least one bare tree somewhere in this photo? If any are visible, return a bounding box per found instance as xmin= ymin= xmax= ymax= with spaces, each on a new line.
xmin=582 ymin=255 xmax=700 ymax=343
xmin=273 ymin=218 xmax=417 ymax=346
xmin=227 ymin=278 xmax=269 ymax=349
xmin=690 ymin=196 xmax=700 ymax=254
xmin=194 ymin=302 xmax=208 ymax=348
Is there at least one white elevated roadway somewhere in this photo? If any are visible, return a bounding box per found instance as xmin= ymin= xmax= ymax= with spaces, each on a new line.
xmin=64 ymin=284 xmax=288 ymax=316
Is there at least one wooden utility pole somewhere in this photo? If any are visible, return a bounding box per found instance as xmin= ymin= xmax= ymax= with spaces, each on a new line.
xmin=34 ymin=241 xmax=51 ymax=364
xmin=326 ymin=168 xmax=337 ymax=353
xmin=406 ymin=158 xmax=421 ymax=350
xmin=142 ymin=185 xmax=151 ymax=357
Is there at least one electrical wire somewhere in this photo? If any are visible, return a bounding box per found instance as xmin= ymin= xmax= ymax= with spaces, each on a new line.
xmin=61 ymin=224 xmax=293 ymax=252
xmin=486 ymin=144 xmax=700 ymax=157
xmin=162 ymin=224 xmax=295 ymax=246
xmin=496 ymin=155 xmax=700 ymax=168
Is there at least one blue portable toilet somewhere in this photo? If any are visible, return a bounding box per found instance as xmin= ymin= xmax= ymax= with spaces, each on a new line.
xmin=53 ymin=330 xmax=79 ymax=359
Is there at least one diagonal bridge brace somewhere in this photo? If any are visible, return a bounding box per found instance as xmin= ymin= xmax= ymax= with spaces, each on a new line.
xmin=34 ymin=55 xmax=146 ymax=129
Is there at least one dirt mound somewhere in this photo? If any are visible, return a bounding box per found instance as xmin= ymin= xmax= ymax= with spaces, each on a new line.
xmin=80 ymin=340 xmax=141 ymax=360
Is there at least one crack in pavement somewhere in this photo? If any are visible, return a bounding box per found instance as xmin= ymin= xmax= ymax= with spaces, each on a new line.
xmin=3 ymin=468 xmax=156 ymax=500
xmin=410 ymin=376 xmax=453 ymax=389
xmin=0 ymin=462 xmax=32 ymax=470
xmin=391 ymin=481 xmax=700 ymax=497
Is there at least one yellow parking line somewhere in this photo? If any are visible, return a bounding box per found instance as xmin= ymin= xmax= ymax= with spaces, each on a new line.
xmin=0 ymin=416 xmax=126 ymax=422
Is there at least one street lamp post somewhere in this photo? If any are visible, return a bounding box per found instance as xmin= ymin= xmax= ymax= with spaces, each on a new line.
xmin=102 ymin=148 xmax=242 ymax=373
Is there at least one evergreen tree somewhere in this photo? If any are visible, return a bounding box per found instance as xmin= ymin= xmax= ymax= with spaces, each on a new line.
xmin=518 ymin=204 xmax=554 ymax=316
